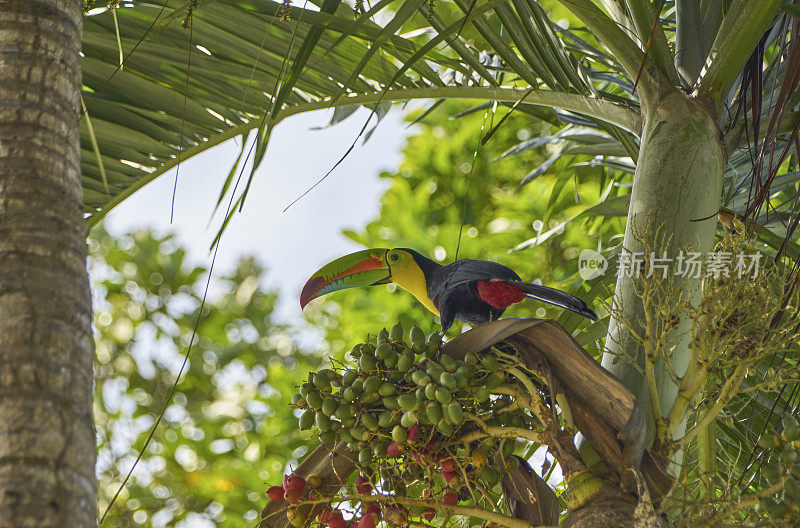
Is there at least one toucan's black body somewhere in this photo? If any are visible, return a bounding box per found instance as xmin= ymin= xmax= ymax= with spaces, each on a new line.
xmin=405 ymin=249 xmax=597 ymax=331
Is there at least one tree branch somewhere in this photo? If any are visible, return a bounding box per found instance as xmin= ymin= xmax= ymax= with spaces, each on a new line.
xmin=697 ymin=0 xmax=782 ymax=103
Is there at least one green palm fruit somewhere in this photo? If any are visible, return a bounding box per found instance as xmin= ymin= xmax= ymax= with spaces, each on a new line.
xmin=485 ymin=373 xmax=503 ymax=390
xmin=474 ymin=386 xmax=490 ymax=402
xmin=435 ymin=387 xmax=452 ymax=404
xmin=399 ymin=394 xmax=418 ymax=412
xmin=426 ymin=402 xmax=443 ymax=424
xmin=465 ymin=352 xmax=479 ymax=365
xmin=425 ymin=383 xmax=438 ymax=401
xmin=400 ymin=411 xmax=418 ymax=428
xmin=426 ymin=364 xmax=443 ymax=381
xmin=342 ymin=387 xmax=357 ymax=403
xmin=375 ymin=343 xmax=392 ymax=360
xmin=339 ymin=428 xmax=353 ymax=443
xmin=315 ymin=413 xmax=331 ymax=431
xmin=351 ymin=378 xmax=364 ymax=394
xmin=480 ymin=466 xmax=499 ymax=484
xmin=363 ymin=376 xmax=381 ymax=394
xmin=319 ymin=431 xmax=336 ymax=444
xmin=447 ymin=402 xmax=464 ymax=424
xmin=335 ymin=404 xmax=353 ymax=421
xmin=784 ymin=478 xmax=800 ymax=499
xmin=347 ymin=440 xmax=360 ymax=451
xmin=384 ymin=351 xmax=399 ymax=368
xmin=299 ymin=410 xmax=315 ymax=430
xmin=306 ymin=391 xmax=323 ymax=410
xmin=415 ymin=387 xmax=426 ymax=403
xmin=350 ymin=345 xmax=362 ymax=358
xmin=341 ymin=416 xmax=356 ymax=428
xmin=481 ymin=355 xmax=499 ymax=371
xmin=436 ymin=421 xmax=454 ymax=436
xmin=440 ymin=372 xmax=457 ymax=389
xmin=359 ymin=449 xmax=373 ymax=465
xmin=392 ymin=425 xmax=408 ymax=443
xmin=423 ymin=341 xmax=439 ymax=357
xmin=782 ymin=425 xmax=800 ymax=442
xmin=342 ymin=370 xmax=358 ymax=387
xmin=397 ymin=351 xmax=414 ymax=372
xmin=379 ymin=382 xmax=396 ymax=396
xmin=373 ymin=441 xmax=388 ymax=458
xmin=378 ymin=411 xmax=394 ymax=428
xmin=359 ymin=354 xmax=376 ymax=372
xmin=300 ymin=382 xmax=314 ymax=398
xmin=322 ymin=397 xmax=338 ymax=417
xmin=382 ymin=396 xmax=400 ymax=410
xmin=412 ymin=371 xmax=431 ymax=386
xmin=410 ymin=326 xmax=425 ymax=345
xmin=387 ymin=371 xmax=404 ymax=382
xmin=502 ymin=439 xmax=516 ymax=457
xmin=390 ymin=323 xmax=404 ymax=341
xmin=758 ymin=433 xmax=782 ymax=450
xmin=377 ymin=328 xmax=389 ymax=344
xmin=440 ymin=355 xmax=456 ymax=373
xmin=780 ymin=450 xmax=797 ymax=466
xmin=350 ymin=426 xmax=365 ymax=441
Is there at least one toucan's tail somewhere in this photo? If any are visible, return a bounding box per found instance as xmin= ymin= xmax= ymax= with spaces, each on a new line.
xmin=509 ymin=281 xmax=597 ymax=321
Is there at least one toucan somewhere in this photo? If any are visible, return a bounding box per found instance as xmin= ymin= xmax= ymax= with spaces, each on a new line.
xmin=300 ymin=248 xmax=597 ymax=332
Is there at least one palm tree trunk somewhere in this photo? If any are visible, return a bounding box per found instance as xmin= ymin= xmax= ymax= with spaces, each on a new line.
xmin=602 ymin=89 xmax=725 ymax=455
xmin=0 ymin=1 xmax=96 ymax=526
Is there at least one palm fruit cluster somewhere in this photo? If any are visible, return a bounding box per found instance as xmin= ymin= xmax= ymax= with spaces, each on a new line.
xmin=757 ymin=414 xmax=800 ymax=519
xmin=271 ymin=322 xmax=537 ymax=528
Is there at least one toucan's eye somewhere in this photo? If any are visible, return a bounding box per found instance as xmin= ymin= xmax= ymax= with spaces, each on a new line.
xmin=389 ymin=253 xmax=400 ymax=262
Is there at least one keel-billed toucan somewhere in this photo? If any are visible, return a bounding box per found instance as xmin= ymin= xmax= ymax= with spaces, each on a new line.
xmin=300 ymin=248 xmax=597 ymax=331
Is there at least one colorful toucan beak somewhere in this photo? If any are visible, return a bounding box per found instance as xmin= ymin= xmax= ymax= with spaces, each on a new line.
xmin=300 ymin=248 xmax=391 ymax=309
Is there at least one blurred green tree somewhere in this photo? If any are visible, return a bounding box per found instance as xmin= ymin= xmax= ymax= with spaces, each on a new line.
xmin=92 ymin=228 xmax=320 ymax=528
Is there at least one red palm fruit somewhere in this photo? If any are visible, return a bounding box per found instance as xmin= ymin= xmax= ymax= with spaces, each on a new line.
xmin=365 ymin=505 xmax=381 ymax=522
xmin=284 ymin=487 xmax=303 ymax=503
xmin=442 ymin=471 xmax=460 ymax=487
xmin=356 ymin=475 xmax=372 ymax=494
xmin=442 ymin=491 xmax=458 ymax=505
xmin=358 ymin=515 xmax=375 ymax=528
xmin=440 ymin=458 xmax=456 ymax=472
xmin=317 ymin=508 xmax=333 ymax=523
xmin=267 ymin=486 xmax=285 ymax=501
xmin=328 ymin=510 xmax=345 ymax=528
xmin=422 ymin=508 xmax=435 ymax=521
xmin=406 ymin=424 xmax=421 ymax=442
xmin=383 ymin=505 xmax=407 ymax=526
xmin=386 ymin=442 xmax=404 ymax=458
xmin=286 ymin=475 xmax=306 ymax=491
xmin=424 ymin=439 xmax=440 ymax=457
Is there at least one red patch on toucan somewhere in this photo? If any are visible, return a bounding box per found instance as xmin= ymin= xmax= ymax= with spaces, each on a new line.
xmin=477 ymin=280 xmax=525 ymax=309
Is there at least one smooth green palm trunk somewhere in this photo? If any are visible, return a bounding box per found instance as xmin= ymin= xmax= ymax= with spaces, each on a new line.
xmin=602 ymin=89 xmax=725 ymax=456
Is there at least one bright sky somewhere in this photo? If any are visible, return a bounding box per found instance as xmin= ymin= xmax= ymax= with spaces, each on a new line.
xmin=102 ymin=107 xmax=412 ymax=323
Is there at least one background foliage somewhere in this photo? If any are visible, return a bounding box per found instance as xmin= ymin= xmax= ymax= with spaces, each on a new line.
xmin=92 ymin=228 xmax=321 ymax=527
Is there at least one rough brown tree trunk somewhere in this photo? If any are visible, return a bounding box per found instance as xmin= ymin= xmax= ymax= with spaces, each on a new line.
xmin=0 ymin=1 xmax=96 ymax=527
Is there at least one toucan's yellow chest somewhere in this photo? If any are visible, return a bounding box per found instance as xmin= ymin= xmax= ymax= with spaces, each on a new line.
xmin=390 ymin=264 xmax=439 ymax=315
